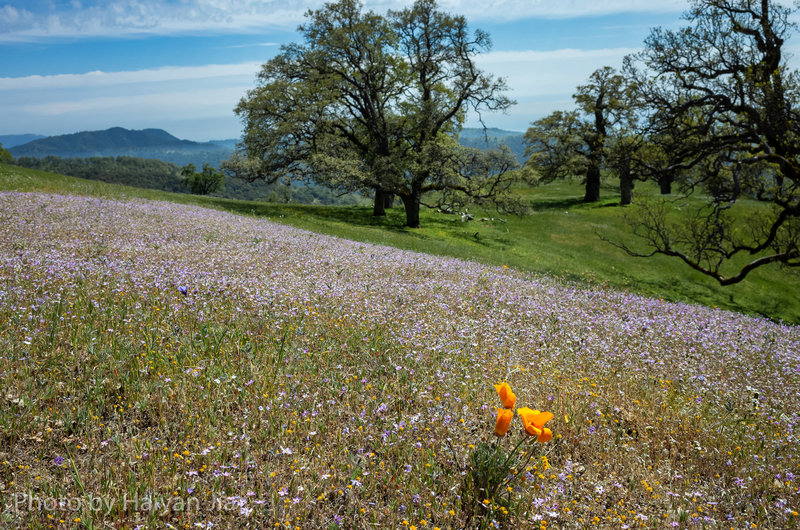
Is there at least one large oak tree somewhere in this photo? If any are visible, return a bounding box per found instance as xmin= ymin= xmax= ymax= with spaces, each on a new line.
xmin=226 ymin=0 xmax=402 ymax=217
xmin=228 ymin=0 xmax=518 ymax=228
xmin=620 ymin=0 xmax=800 ymax=284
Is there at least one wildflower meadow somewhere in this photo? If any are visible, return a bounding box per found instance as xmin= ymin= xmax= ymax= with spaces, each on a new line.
xmin=1 ymin=192 xmax=799 ymax=528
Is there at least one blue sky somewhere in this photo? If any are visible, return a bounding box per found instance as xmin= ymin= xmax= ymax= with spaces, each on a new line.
xmin=0 ymin=0 xmax=691 ymax=141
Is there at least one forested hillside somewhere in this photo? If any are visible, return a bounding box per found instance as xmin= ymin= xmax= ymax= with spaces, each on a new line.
xmin=12 ymin=156 xmax=365 ymax=204
xmin=9 ymin=127 xmax=234 ymax=167
xmin=459 ymin=128 xmax=526 ymax=162
xmin=0 ymin=134 xmax=46 ymax=148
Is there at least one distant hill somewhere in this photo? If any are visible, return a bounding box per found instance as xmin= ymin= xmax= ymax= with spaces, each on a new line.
xmin=458 ymin=127 xmax=527 ymax=163
xmin=9 ymin=127 xmax=234 ymax=167
xmin=458 ymin=127 xmax=521 ymax=139
xmin=7 ymin=126 xmax=527 ymax=168
xmin=208 ymin=139 xmax=239 ymax=150
xmin=205 ymin=131 xmax=527 ymax=160
xmin=0 ymin=134 xmax=46 ymax=148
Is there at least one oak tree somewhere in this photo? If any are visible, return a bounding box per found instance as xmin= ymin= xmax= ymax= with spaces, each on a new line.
xmin=524 ymin=67 xmax=636 ymax=203
xmin=228 ymin=0 xmax=517 ymax=227
xmin=619 ymin=0 xmax=800 ymax=284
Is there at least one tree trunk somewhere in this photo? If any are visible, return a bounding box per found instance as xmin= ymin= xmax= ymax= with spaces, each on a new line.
xmin=584 ymin=163 xmax=601 ymax=202
xmin=373 ymin=188 xmax=387 ymax=216
xmin=584 ymin=107 xmax=606 ymax=204
xmin=619 ymin=160 xmax=634 ymax=206
xmin=383 ymin=193 xmax=395 ymax=209
xmin=401 ymin=189 xmax=421 ymax=228
xmin=659 ymin=176 xmax=672 ymax=195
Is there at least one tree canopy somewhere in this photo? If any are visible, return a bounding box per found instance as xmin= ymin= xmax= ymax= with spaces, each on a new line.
xmin=181 ymin=163 xmax=225 ymax=195
xmin=618 ymin=0 xmax=800 ymax=284
xmin=228 ymin=0 xmax=521 ymax=227
xmin=524 ymin=66 xmax=638 ymax=204
xmin=0 ymin=143 xmax=12 ymax=164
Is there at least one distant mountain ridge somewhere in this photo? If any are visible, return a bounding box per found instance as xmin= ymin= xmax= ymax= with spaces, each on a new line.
xmin=458 ymin=127 xmax=522 ymax=139
xmin=458 ymin=127 xmax=526 ymax=163
xmin=0 ymin=134 xmax=46 ymax=148
xmin=9 ymin=127 xmax=235 ymax=167
xmin=7 ymin=126 xmax=526 ymax=167
xmin=207 ymin=139 xmax=239 ymax=150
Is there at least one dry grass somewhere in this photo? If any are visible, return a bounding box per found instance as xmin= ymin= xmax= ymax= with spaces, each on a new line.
xmin=0 ymin=192 xmax=798 ymax=528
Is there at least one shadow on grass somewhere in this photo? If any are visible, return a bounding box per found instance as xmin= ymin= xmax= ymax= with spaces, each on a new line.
xmin=530 ymin=197 xmax=621 ymax=211
xmin=202 ymin=198 xmax=466 ymax=236
xmin=203 ymin=197 xmax=520 ymax=251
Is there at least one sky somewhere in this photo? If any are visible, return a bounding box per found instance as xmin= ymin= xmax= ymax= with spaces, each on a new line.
xmin=0 ymin=0 xmax=692 ymax=142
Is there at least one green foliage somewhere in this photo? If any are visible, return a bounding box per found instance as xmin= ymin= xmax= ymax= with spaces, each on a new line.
xmin=524 ymin=110 xmax=587 ymax=183
xmin=619 ymin=0 xmax=800 ymax=283
xmin=0 ymin=143 xmax=12 ymax=164
xmin=14 ymin=155 xmax=184 ymax=192
xmin=233 ymin=0 xmax=518 ymax=227
xmin=462 ymin=442 xmax=516 ymax=527
xmin=10 ymin=155 xmax=363 ymax=205
xmin=524 ymin=66 xmax=636 ymax=203
xmin=180 ymin=163 xmax=225 ymax=195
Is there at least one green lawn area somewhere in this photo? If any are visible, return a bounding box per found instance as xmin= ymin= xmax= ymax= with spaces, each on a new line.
xmin=2 ymin=162 xmax=797 ymax=323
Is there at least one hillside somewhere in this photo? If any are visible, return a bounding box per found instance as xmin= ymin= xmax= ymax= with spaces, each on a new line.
xmin=0 ymin=134 xmax=46 ymax=148
xmin=1 ymin=186 xmax=797 ymax=528
xmin=459 ymin=127 xmax=526 ymax=162
xmin=6 ymin=127 xmax=527 ymax=167
xmin=459 ymin=127 xmax=521 ymax=139
xmin=11 ymin=155 xmax=366 ymax=205
xmin=1 ymin=162 xmax=797 ymax=324
xmin=9 ymin=127 xmax=234 ymax=167
xmin=207 ymin=138 xmax=239 ymax=150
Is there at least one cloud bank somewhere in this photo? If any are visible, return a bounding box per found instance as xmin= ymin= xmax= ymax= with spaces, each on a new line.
xmin=0 ymin=62 xmax=262 ymax=140
xmin=1 ymin=0 xmax=688 ymax=41
xmin=0 ymin=45 xmax=643 ymax=138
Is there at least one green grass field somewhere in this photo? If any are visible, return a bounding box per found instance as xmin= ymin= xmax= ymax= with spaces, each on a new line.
xmin=2 ymin=162 xmax=797 ymax=323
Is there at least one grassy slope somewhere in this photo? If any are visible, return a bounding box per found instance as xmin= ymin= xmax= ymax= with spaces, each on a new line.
xmin=1 ymin=162 xmax=798 ymax=323
xmin=2 ymin=164 xmax=799 ymax=529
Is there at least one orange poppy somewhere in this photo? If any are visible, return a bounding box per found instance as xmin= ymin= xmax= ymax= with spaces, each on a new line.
xmin=495 ymin=407 xmax=514 ymax=436
xmin=494 ymin=382 xmax=516 ymax=409
xmin=517 ymin=407 xmax=554 ymax=442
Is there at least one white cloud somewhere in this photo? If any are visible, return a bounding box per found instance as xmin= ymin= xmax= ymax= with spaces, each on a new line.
xmin=0 ymin=62 xmax=263 ymax=140
xmin=21 ymin=86 xmax=243 ymax=117
xmin=0 ymin=63 xmax=262 ymax=90
xmin=0 ymin=5 xmax=34 ymax=25
xmin=434 ymin=0 xmax=687 ymax=20
xmin=0 ymin=1 xmax=306 ymax=41
xmin=477 ymin=47 xmax=639 ymax=91
xmin=227 ymin=42 xmax=281 ymax=48
xmin=0 ymin=0 xmax=688 ymax=41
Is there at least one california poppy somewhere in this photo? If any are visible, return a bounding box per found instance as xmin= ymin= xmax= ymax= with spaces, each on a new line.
xmin=495 ymin=407 xmax=514 ymax=436
xmin=517 ymin=407 xmax=554 ymax=442
xmin=494 ymin=382 xmax=516 ymax=409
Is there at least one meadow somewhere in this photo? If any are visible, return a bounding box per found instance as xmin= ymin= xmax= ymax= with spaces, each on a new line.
xmin=1 ymin=181 xmax=799 ymax=528
xmin=3 ymin=163 xmax=799 ymax=325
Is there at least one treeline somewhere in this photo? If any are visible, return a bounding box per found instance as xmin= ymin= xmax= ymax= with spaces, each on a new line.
xmin=519 ymin=0 xmax=800 ymax=285
xmin=12 ymin=155 xmax=364 ymax=205
xmin=15 ymin=155 xmax=184 ymax=192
